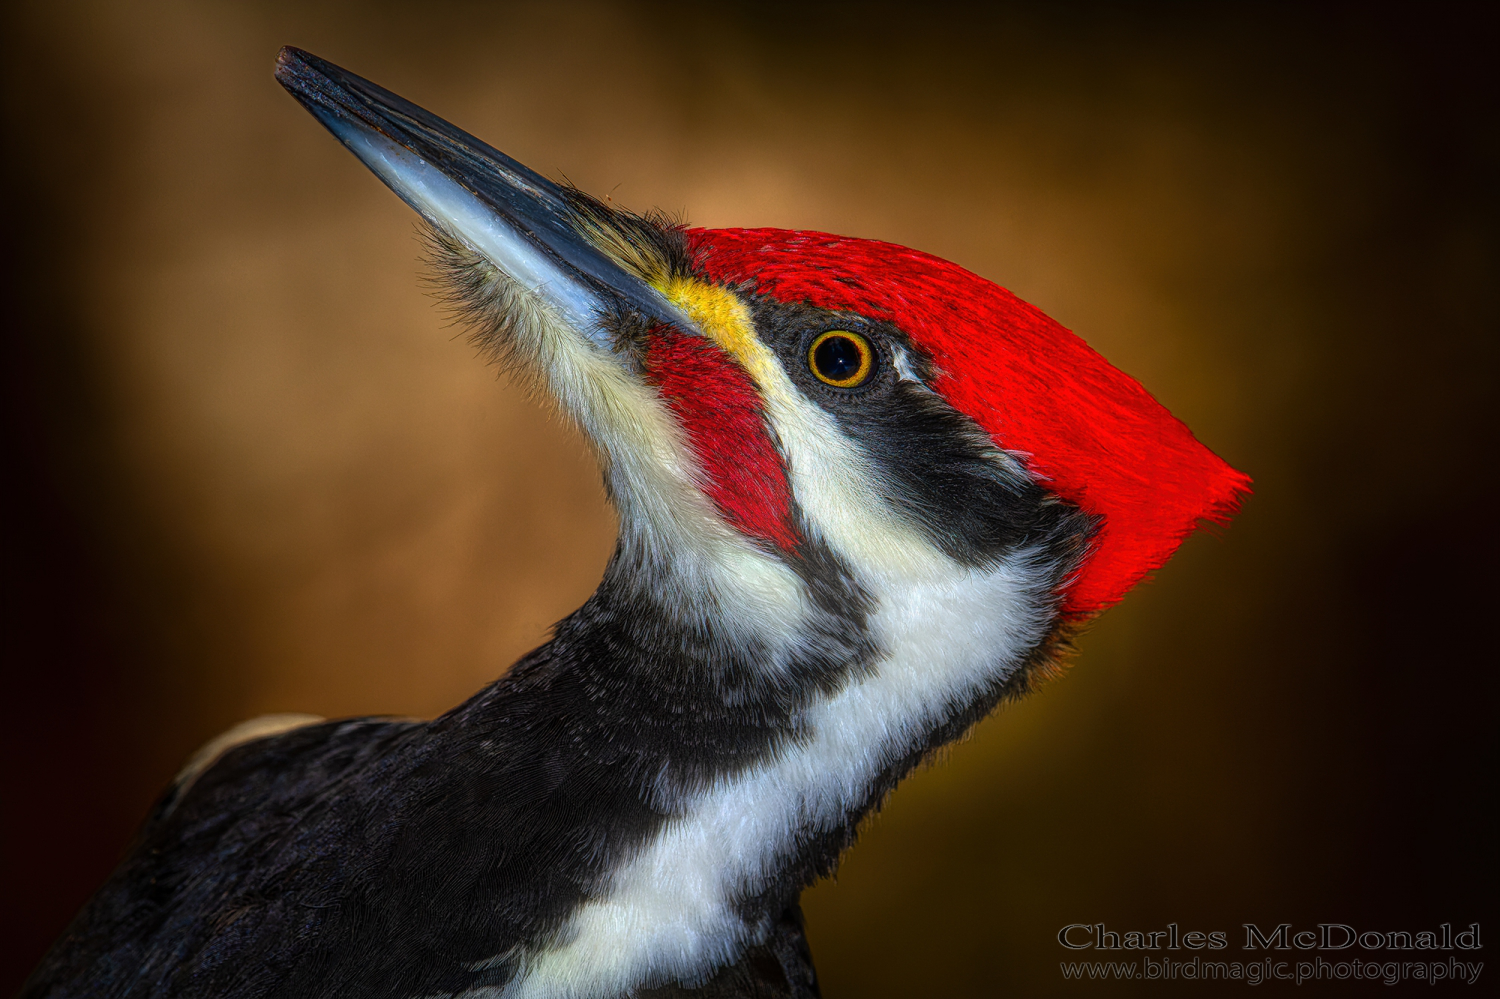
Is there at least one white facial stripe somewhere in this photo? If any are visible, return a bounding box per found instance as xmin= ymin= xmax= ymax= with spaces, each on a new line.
xmin=330 ymin=122 xmax=607 ymax=345
xmin=759 ymin=360 xmax=965 ymax=585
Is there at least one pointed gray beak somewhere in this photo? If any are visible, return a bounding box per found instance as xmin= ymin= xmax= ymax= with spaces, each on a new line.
xmin=274 ymin=46 xmax=695 ymax=345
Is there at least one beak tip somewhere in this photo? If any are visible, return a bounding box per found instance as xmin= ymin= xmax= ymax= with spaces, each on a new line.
xmin=273 ymin=45 xmax=307 ymax=87
xmin=273 ymin=47 xmax=699 ymax=340
xmin=274 ymin=46 xmax=355 ymax=138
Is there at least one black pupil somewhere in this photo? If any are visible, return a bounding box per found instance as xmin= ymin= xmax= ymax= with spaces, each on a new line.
xmin=814 ymin=335 xmax=864 ymax=382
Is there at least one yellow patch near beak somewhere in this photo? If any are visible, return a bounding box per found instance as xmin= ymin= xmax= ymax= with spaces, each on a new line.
xmin=660 ymin=276 xmax=786 ymax=393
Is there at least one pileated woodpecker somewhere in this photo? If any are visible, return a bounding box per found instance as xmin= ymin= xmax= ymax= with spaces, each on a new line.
xmin=25 ymin=48 xmax=1248 ymax=999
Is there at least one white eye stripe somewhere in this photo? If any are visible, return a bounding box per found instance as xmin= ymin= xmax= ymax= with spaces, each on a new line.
xmin=891 ymin=345 xmax=925 ymax=385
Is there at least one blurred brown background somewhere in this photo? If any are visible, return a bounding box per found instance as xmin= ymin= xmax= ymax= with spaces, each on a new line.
xmin=2 ymin=2 xmax=1494 ymax=995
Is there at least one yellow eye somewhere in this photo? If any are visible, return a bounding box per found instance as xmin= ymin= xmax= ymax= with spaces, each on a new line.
xmin=808 ymin=331 xmax=874 ymax=388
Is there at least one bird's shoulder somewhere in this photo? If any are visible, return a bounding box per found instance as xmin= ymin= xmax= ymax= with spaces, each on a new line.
xmin=155 ymin=712 xmax=327 ymax=820
xmin=24 ymin=713 xmax=426 ymax=999
xmin=152 ymin=712 xmax=423 ymax=831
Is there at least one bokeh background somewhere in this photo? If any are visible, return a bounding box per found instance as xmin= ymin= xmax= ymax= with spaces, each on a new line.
xmin=3 ymin=2 xmax=1494 ymax=995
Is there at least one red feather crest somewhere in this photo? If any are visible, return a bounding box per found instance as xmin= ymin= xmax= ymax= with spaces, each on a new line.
xmin=686 ymin=228 xmax=1250 ymax=617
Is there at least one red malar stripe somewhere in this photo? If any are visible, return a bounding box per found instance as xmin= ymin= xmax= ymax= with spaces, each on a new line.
xmin=642 ymin=327 xmax=799 ymax=552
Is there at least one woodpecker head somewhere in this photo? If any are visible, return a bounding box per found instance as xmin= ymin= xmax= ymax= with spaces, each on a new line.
xmin=276 ymin=48 xmax=1248 ymax=702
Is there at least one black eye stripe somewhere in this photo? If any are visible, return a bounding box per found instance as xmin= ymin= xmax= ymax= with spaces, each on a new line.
xmin=809 ymin=331 xmax=873 ymax=388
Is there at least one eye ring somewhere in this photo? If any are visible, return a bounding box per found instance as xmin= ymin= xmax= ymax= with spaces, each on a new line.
xmin=808 ymin=330 xmax=874 ymax=388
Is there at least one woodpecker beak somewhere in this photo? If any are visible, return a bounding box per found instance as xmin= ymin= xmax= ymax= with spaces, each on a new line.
xmin=276 ymin=46 xmax=785 ymax=590
xmin=273 ymin=46 xmax=696 ymax=350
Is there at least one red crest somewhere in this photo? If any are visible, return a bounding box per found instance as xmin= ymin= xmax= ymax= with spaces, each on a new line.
xmin=686 ymin=228 xmax=1250 ymax=617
